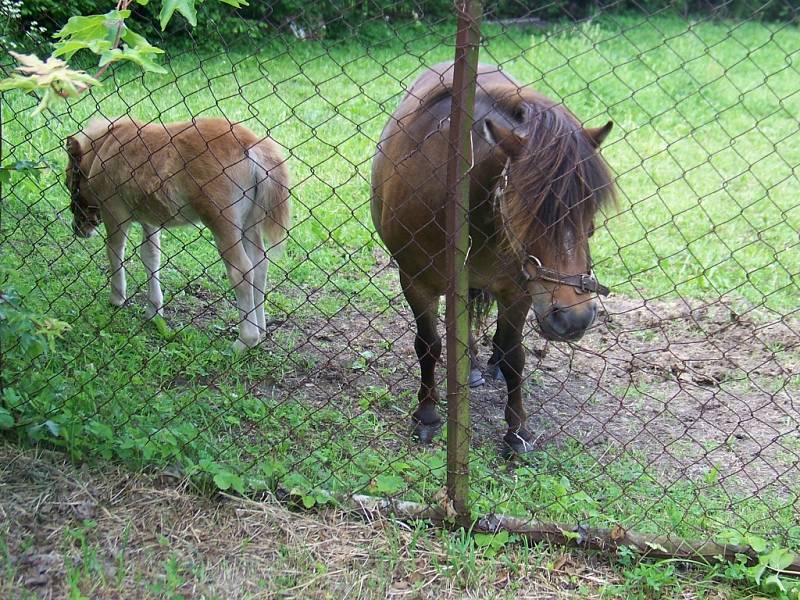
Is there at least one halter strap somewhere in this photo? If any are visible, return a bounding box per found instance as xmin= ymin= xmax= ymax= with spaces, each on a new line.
xmin=522 ymin=255 xmax=610 ymax=296
xmin=493 ymin=161 xmax=610 ymax=297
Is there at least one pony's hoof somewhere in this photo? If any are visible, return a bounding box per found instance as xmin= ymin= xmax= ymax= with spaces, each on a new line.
xmin=469 ymin=368 xmax=485 ymax=388
xmin=487 ymin=363 xmax=505 ymax=384
xmin=503 ymin=429 xmax=536 ymax=455
xmin=109 ymin=295 xmax=127 ymax=308
xmin=145 ymin=305 xmax=164 ymax=320
xmin=412 ymin=420 xmax=442 ymax=444
xmin=232 ymin=337 xmax=259 ymax=353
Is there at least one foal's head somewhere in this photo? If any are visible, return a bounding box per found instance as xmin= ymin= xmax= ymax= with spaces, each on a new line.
xmin=485 ymin=105 xmax=615 ymax=341
xmin=65 ymin=136 xmax=101 ymax=238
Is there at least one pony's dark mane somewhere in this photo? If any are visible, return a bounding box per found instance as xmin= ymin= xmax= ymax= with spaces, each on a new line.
xmin=486 ymin=84 xmax=616 ymax=248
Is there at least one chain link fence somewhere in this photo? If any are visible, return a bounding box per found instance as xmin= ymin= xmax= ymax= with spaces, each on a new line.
xmin=2 ymin=0 xmax=799 ymax=564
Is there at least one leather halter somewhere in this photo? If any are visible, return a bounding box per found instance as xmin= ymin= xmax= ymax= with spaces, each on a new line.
xmin=494 ymin=160 xmax=611 ymax=297
xmin=522 ymin=255 xmax=610 ymax=296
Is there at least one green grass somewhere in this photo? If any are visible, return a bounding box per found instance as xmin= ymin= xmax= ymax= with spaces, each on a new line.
xmin=2 ymin=12 xmax=800 ymax=598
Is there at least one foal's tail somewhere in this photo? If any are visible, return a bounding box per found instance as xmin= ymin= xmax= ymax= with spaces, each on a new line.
xmin=248 ymin=142 xmax=292 ymax=258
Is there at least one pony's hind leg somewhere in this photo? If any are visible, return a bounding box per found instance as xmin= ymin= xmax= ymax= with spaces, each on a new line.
xmin=105 ymin=219 xmax=132 ymax=308
xmin=242 ymin=219 xmax=269 ymax=336
xmin=468 ymin=331 xmax=485 ymax=388
xmin=213 ymin=227 xmax=259 ymax=351
xmin=140 ymin=223 xmax=163 ymax=319
xmin=401 ymin=273 xmax=442 ymax=443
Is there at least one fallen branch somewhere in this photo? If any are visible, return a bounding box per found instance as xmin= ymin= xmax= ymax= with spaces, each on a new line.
xmin=331 ymin=493 xmax=800 ymax=571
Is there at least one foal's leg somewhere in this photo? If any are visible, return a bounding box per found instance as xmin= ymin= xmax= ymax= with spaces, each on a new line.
xmin=140 ymin=223 xmax=163 ymax=319
xmin=242 ymin=219 xmax=268 ymax=335
xmin=493 ymin=291 xmax=535 ymax=453
xmin=213 ymin=226 xmax=259 ymax=351
xmin=105 ymin=219 xmax=132 ymax=308
xmin=401 ymin=273 xmax=442 ymax=442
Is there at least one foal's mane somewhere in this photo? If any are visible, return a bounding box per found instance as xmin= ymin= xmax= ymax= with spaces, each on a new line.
xmin=483 ymin=82 xmax=616 ymax=247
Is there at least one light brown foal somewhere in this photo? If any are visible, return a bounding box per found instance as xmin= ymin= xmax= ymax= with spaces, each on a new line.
xmin=66 ymin=116 xmax=291 ymax=351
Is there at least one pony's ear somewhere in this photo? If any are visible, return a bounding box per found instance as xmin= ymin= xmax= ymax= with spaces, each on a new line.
xmin=483 ymin=118 xmax=526 ymax=158
xmin=584 ymin=120 xmax=613 ymax=148
xmin=66 ymin=136 xmax=83 ymax=163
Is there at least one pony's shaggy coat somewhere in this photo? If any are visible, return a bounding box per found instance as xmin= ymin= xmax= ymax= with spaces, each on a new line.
xmin=67 ymin=116 xmax=291 ymax=350
xmin=371 ymin=62 xmax=615 ymax=451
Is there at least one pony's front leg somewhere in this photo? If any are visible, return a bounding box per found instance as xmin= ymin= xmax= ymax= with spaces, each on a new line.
xmin=401 ymin=274 xmax=442 ymax=443
xmin=140 ymin=224 xmax=163 ymax=319
xmin=494 ymin=292 xmax=535 ymax=453
xmin=105 ymin=220 xmax=131 ymax=308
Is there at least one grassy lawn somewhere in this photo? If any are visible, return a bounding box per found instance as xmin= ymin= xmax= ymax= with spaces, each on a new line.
xmin=2 ymin=11 xmax=800 ymax=598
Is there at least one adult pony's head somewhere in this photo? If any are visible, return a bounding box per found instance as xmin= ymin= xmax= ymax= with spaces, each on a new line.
xmin=65 ymin=134 xmax=101 ymax=238
xmin=484 ymin=103 xmax=615 ymax=341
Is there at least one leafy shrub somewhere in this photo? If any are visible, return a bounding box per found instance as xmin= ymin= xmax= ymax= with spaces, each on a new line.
xmin=0 ymin=279 xmax=71 ymax=433
xmin=11 ymin=0 xmax=797 ymax=43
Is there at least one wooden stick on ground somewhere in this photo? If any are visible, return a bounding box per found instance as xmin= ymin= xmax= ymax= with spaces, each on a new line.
xmin=338 ymin=493 xmax=800 ymax=572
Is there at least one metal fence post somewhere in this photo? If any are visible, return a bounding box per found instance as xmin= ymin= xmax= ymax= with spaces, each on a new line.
xmin=445 ymin=0 xmax=482 ymax=522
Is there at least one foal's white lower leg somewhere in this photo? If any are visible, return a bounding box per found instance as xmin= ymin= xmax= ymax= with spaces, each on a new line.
xmin=140 ymin=224 xmax=163 ymax=319
xmin=243 ymin=226 xmax=269 ymax=335
xmin=217 ymin=236 xmax=259 ymax=351
xmin=106 ymin=221 xmax=131 ymax=307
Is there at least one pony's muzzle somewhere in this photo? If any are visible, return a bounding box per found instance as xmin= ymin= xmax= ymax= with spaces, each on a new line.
xmin=537 ymin=301 xmax=597 ymax=342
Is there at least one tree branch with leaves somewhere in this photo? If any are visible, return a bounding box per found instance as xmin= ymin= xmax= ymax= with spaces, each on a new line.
xmin=0 ymin=0 xmax=247 ymax=115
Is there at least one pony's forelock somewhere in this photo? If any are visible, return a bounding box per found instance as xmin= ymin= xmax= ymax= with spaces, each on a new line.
xmin=503 ymin=102 xmax=615 ymax=250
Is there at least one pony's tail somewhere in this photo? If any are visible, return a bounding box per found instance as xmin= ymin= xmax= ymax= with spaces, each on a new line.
xmin=469 ymin=288 xmax=495 ymax=344
xmin=249 ymin=143 xmax=292 ymax=259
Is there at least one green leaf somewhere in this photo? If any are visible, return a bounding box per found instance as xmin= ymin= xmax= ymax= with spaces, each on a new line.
xmin=120 ymin=29 xmax=164 ymax=54
xmin=160 ymin=0 xmax=197 ymax=30
xmin=749 ymin=561 xmax=768 ymax=585
xmin=99 ymin=47 xmax=167 ymax=75
xmin=763 ymin=574 xmax=786 ymax=593
xmin=766 ymin=546 xmax=795 ymax=571
xmin=217 ymin=0 xmax=249 ymax=6
xmin=88 ymin=421 xmax=114 ymax=440
xmin=213 ymin=470 xmax=243 ymax=493
xmin=494 ymin=530 xmax=510 ymax=545
xmin=0 ymin=170 xmax=9 ymax=185
xmin=0 ymin=408 xmax=14 ymax=429
xmin=374 ymin=473 xmax=405 ymax=495
xmin=52 ymin=39 xmax=113 ymax=60
xmin=746 ymin=535 xmax=767 ymax=554
xmin=54 ymin=10 xmax=131 ymax=44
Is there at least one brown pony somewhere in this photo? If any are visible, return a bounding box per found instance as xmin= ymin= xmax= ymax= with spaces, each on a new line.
xmin=371 ymin=63 xmax=615 ymax=452
xmin=66 ymin=116 xmax=291 ymax=351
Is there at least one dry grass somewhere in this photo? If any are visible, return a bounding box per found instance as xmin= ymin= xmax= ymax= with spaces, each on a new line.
xmin=0 ymin=442 xmax=637 ymax=599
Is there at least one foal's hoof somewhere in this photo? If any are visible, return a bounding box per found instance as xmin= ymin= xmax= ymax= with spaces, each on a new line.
xmin=469 ymin=368 xmax=485 ymax=388
xmin=486 ymin=363 xmax=505 ymax=384
xmin=412 ymin=420 xmax=443 ymax=444
xmin=232 ymin=337 xmax=260 ymax=353
xmin=503 ymin=429 xmax=536 ymax=455
xmin=109 ymin=295 xmax=127 ymax=308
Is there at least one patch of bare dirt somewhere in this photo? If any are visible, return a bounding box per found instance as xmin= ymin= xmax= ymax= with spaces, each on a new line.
xmin=248 ymin=265 xmax=799 ymax=500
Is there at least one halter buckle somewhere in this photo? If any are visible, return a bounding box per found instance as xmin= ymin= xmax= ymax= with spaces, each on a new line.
xmin=576 ymin=273 xmax=593 ymax=294
xmin=522 ymin=255 xmax=542 ymax=281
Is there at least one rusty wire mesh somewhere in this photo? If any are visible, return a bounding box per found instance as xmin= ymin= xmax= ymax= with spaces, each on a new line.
xmin=1 ymin=0 xmax=799 ymax=554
